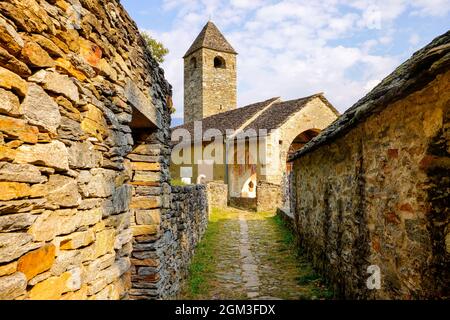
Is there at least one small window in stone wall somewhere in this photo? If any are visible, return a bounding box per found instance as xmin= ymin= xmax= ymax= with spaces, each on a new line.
xmin=214 ymin=56 xmax=226 ymax=69
xmin=190 ymin=57 xmax=197 ymax=69
xmin=190 ymin=57 xmax=197 ymax=76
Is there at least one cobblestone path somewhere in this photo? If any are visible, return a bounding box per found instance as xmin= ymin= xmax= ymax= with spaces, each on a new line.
xmin=179 ymin=207 xmax=333 ymax=300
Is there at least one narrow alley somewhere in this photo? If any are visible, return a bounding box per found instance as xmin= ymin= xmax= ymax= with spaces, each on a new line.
xmin=179 ymin=208 xmax=333 ymax=300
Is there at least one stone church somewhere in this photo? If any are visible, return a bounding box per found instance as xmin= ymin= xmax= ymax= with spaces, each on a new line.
xmin=171 ymin=21 xmax=340 ymax=211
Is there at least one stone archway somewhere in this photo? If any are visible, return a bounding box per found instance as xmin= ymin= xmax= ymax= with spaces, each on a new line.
xmin=282 ymin=129 xmax=320 ymax=213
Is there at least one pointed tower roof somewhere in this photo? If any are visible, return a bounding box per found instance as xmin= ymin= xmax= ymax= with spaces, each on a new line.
xmin=183 ymin=21 xmax=237 ymax=58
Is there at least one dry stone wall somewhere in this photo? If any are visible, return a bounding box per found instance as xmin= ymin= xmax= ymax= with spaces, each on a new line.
xmin=0 ymin=0 xmax=173 ymax=300
xmin=170 ymin=185 xmax=208 ymax=297
xmin=290 ymin=57 xmax=450 ymax=298
xmin=256 ymin=181 xmax=281 ymax=212
xmin=206 ymin=181 xmax=228 ymax=210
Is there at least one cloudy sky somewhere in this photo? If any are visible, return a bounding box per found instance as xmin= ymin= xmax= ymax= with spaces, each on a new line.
xmin=121 ymin=0 xmax=450 ymax=126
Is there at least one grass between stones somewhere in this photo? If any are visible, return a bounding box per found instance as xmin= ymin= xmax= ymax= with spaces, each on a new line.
xmin=270 ymin=213 xmax=334 ymax=299
xmin=179 ymin=207 xmax=334 ymax=300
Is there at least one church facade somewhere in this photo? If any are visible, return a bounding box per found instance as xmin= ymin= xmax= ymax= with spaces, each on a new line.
xmin=171 ymin=21 xmax=339 ymax=211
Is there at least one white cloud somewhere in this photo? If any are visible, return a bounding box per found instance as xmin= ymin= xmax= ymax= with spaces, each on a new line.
xmin=411 ymin=0 xmax=450 ymax=16
xmin=147 ymin=0 xmax=446 ymax=120
xmin=409 ymin=33 xmax=421 ymax=45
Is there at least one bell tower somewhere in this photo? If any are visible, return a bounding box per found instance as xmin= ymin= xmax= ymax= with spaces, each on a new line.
xmin=183 ymin=21 xmax=237 ymax=123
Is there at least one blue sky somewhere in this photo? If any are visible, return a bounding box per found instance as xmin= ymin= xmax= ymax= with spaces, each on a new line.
xmin=121 ymin=0 xmax=450 ymax=125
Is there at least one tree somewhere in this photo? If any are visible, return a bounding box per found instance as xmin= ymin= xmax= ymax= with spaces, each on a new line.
xmin=141 ymin=32 xmax=169 ymax=64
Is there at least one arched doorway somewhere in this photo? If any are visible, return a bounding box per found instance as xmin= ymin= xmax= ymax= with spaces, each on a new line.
xmin=282 ymin=129 xmax=320 ymax=212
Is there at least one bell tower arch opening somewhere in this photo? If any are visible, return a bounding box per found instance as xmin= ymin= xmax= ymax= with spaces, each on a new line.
xmin=183 ymin=21 xmax=238 ymax=123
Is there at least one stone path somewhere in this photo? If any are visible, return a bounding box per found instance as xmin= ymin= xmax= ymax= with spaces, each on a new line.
xmin=239 ymin=213 xmax=261 ymax=298
xmin=179 ymin=207 xmax=333 ymax=300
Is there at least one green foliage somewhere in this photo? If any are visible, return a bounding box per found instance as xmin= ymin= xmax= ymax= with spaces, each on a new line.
xmin=170 ymin=179 xmax=188 ymax=186
xmin=141 ymin=31 xmax=169 ymax=64
xmin=273 ymin=214 xmax=294 ymax=245
xmin=184 ymin=208 xmax=222 ymax=296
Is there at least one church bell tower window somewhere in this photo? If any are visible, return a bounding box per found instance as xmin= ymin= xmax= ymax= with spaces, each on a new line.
xmin=214 ymin=56 xmax=226 ymax=69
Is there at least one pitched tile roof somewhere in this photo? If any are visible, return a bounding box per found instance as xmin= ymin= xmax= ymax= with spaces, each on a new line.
xmin=173 ymin=97 xmax=279 ymax=137
xmin=172 ymin=94 xmax=339 ymax=143
xmin=243 ymin=94 xmax=339 ymax=132
xmin=183 ymin=21 xmax=237 ymax=58
xmin=289 ymin=30 xmax=450 ymax=161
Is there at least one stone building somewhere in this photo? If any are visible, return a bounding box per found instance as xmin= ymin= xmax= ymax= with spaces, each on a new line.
xmin=172 ymin=22 xmax=340 ymax=211
xmin=288 ymin=31 xmax=450 ymax=299
xmin=183 ymin=21 xmax=237 ymax=123
xmin=0 ymin=0 xmax=208 ymax=300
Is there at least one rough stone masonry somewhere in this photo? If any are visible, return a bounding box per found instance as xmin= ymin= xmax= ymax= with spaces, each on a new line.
xmin=289 ymin=31 xmax=450 ymax=299
xmin=0 ymin=0 xmax=208 ymax=300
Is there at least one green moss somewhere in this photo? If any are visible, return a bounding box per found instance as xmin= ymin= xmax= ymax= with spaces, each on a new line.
xmin=170 ymin=179 xmax=188 ymax=186
xmin=181 ymin=207 xmax=227 ymax=298
xmin=180 ymin=207 xmax=334 ymax=300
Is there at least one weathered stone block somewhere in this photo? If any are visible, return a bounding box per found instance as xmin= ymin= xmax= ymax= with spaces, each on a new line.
xmin=68 ymin=141 xmax=102 ymax=169
xmin=21 ymin=83 xmax=61 ymax=134
xmin=29 ymin=271 xmax=72 ymax=300
xmin=135 ymin=209 xmax=161 ymax=225
xmin=0 ymin=46 xmax=31 ymax=77
xmin=111 ymin=184 xmax=132 ymax=214
xmin=0 ymin=114 xmax=38 ymax=144
xmin=126 ymin=154 xmax=159 ymax=162
xmin=0 ymin=66 xmax=28 ymax=98
xmin=31 ymin=174 xmax=81 ymax=208
xmin=15 ymin=141 xmax=69 ymax=171
xmin=29 ymin=209 xmax=81 ymax=241
xmin=61 ymin=284 xmax=88 ymax=300
xmin=30 ymin=34 xmax=64 ymax=58
xmin=132 ymin=144 xmax=161 ymax=156
xmin=131 ymin=162 xmax=160 ymax=171
xmin=133 ymin=171 xmax=160 ymax=183
xmin=114 ymin=229 xmax=133 ymax=250
xmin=55 ymin=57 xmax=87 ymax=82
xmin=130 ymin=196 xmax=161 ymax=209
xmin=21 ymin=41 xmax=55 ymax=68
xmin=0 ymin=212 xmax=37 ymax=232
xmin=17 ymin=244 xmax=56 ymax=280
xmin=93 ymin=228 xmax=115 ymax=259
xmin=0 ymin=182 xmax=31 ymax=201
xmin=0 ymin=261 xmax=17 ymax=277
xmin=0 ymin=199 xmax=45 ymax=216
xmin=0 ymin=16 xmax=24 ymax=55
xmin=0 ymin=88 xmax=21 ymax=116
xmin=0 ymin=162 xmax=46 ymax=184
xmin=0 ymin=233 xmax=40 ymax=264
xmin=131 ymin=225 xmax=158 ymax=237
xmin=0 ymin=272 xmax=27 ymax=300
xmin=59 ymin=230 xmax=95 ymax=250
xmin=80 ymin=104 xmax=108 ymax=142
xmin=78 ymin=168 xmax=116 ymax=198
xmin=0 ymin=146 xmax=18 ymax=161
xmin=29 ymin=70 xmax=79 ymax=103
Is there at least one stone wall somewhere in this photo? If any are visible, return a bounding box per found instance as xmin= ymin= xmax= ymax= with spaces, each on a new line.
xmin=129 ymin=181 xmax=208 ymax=299
xmin=256 ymin=181 xmax=281 ymax=212
xmin=206 ymin=181 xmax=228 ymax=210
xmin=183 ymin=49 xmax=202 ymax=124
xmin=0 ymin=0 xmax=172 ymax=300
xmin=184 ymin=48 xmax=237 ymax=123
xmin=170 ymin=185 xmax=208 ymax=297
xmin=229 ymin=197 xmax=257 ymax=211
xmin=290 ymin=37 xmax=450 ymax=299
xmin=201 ymin=49 xmax=237 ymax=118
